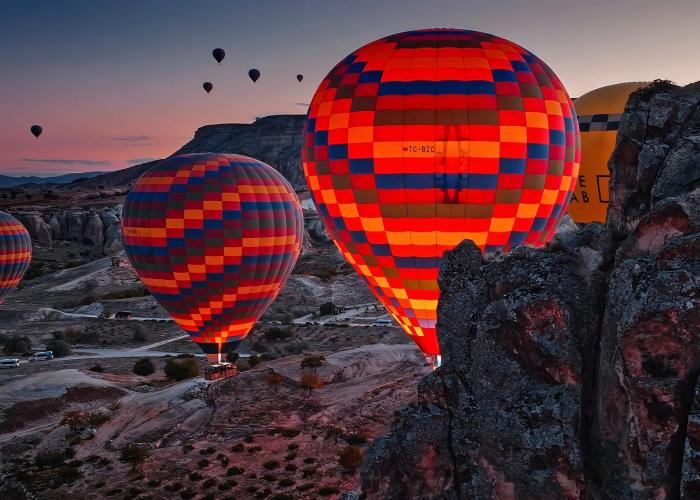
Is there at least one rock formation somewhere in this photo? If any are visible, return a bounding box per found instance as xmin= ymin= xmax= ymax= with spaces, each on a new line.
xmin=359 ymin=81 xmax=700 ymax=499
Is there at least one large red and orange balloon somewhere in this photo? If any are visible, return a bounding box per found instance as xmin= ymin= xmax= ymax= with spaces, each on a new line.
xmin=303 ymin=29 xmax=580 ymax=355
xmin=122 ymin=154 xmax=304 ymax=363
xmin=0 ymin=212 xmax=32 ymax=304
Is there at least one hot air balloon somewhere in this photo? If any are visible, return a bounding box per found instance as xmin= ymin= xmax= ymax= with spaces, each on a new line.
xmin=248 ymin=69 xmax=260 ymax=83
xmin=0 ymin=212 xmax=32 ymax=304
xmin=30 ymin=125 xmax=42 ymax=138
xmin=122 ymin=153 xmax=303 ymax=364
xmin=212 ymin=48 xmax=225 ymax=64
xmin=296 ymin=74 xmax=304 ymax=82
xmin=203 ymin=82 xmax=213 ymax=94
xmin=568 ymin=82 xmax=649 ymax=224
xmin=302 ymin=29 xmax=580 ymax=358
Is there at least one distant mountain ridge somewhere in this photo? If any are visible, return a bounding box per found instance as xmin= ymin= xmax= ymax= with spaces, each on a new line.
xmin=69 ymin=114 xmax=307 ymax=191
xmin=0 ymin=172 xmax=106 ymax=188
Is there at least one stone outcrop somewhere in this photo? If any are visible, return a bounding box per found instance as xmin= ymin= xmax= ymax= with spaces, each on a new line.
xmin=15 ymin=212 xmax=52 ymax=247
xmin=359 ymin=81 xmax=700 ymax=499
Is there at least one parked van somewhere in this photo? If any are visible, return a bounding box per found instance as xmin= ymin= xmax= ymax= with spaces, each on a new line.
xmin=115 ymin=311 xmax=133 ymax=319
xmin=372 ymin=318 xmax=393 ymax=327
xmin=29 ymin=351 xmax=54 ymax=362
xmin=0 ymin=358 xmax=20 ymax=368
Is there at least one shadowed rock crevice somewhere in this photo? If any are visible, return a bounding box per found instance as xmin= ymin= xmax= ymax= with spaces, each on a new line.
xmin=358 ymin=81 xmax=700 ymax=499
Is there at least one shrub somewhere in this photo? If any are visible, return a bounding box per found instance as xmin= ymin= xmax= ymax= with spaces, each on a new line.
xmin=264 ymin=327 xmax=292 ymax=342
xmin=287 ymin=443 xmax=299 ymax=451
xmin=265 ymin=371 xmax=284 ymax=392
xmin=248 ymin=354 xmax=262 ymax=368
xmin=300 ymin=372 xmax=323 ymax=394
xmin=179 ymin=488 xmax=195 ymax=499
xmin=133 ymin=358 xmax=155 ymax=376
xmin=247 ymin=446 xmax=262 ymax=453
xmin=270 ymin=494 xmax=293 ymax=500
xmin=338 ymin=445 xmax=363 ymax=473
xmin=199 ymin=446 xmax=215 ymax=455
xmin=346 ymin=431 xmax=368 ymax=445
xmin=279 ymin=428 xmax=300 ymax=438
xmin=89 ymin=363 xmax=105 ymax=373
xmin=226 ymin=466 xmax=244 ymax=476
xmin=226 ymin=350 xmax=239 ymax=363
xmin=318 ymin=485 xmax=341 ymax=496
xmin=303 ymin=457 xmax=315 ymax=464
xmin=119 ymin=443 xmax=149 ymax=468
xmin=86 ymin=410 xmax=111 ymax=427
xmin=244 ymin=435 xmax=254 ymax=443
xmin=165 ymin=357 xmax=199 ymax=381
xmin=262 ymin=460 xmax=280 ymax=470
xmin=319 ymin=301 xmax=338 ymax=316
xmin=3 ymin=334 xmax=32 ymax=355
xmin=231 ymin=443 xmax=244 ymax=452
xmin=278 ymin=478 xmax=294 ymax=487
xmin=188 ymin=472 xmax=203 ymax=481
xmin=302 ymin=468 xmax=315 ymax=478
xmin=300 ymin=355 xmax=326 ymax=371
xmin=296 ymin=483 xmax=315 ymax=492
xmin=284 ymin=463 xmax=297 ymax=472
xmin=284 ymin=452 xmax=297 ymax=461
xmin=197 ymin=458 xmax=210 ymax=468
xmin=218 ymin=480 xmax=234 ymax=491
xmin=61 ymin=410 xmax=88 ymax=432
xmin=47 ymin=339 xmax=71 ymax=357
xmin=202 ymin=478 xmax=216 ymax=489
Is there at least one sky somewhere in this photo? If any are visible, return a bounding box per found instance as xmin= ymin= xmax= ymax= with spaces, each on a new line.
xmin=1 ymin=0 xmax=698 ymax=176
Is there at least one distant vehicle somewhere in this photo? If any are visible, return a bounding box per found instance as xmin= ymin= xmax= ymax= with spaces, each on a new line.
xmin=372 ymin=318 xmax=393 ymax=327
xmin=99 ymin=311 xmax=115 ymax=319
xmin=115 ymin=311 xmax=133 ymax=319
xmin=28 ymin=351 xmax=54 ymax=362
xmin=0 ymin=358 xmax=20 ymax=368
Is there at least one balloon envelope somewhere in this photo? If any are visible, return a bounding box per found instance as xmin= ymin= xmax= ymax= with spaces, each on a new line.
xmin=248 ymin=69 xmax=260 ymax=83
xmin=296 ymin=74 xmax=304 ymax=82
xmin=212 ymin=48 xmax=225 ymax=64
xmin=122 ymin=153 xmax=304 ymax=363
xmin=203 ymin=82 xmax=213 ymax=94
xmin=302 ymin=29 xmax=580 ymax=355
xmin=569 ymin=82 xmax=649 ymax=223
xmin=0 ymin=212 xmax=32 ymax=304
xmin=30 ymin=125 xmax=42 ymax=138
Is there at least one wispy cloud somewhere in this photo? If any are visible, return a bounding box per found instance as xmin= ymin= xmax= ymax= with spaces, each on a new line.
xmin=21 ymin=158 xmax=111 ymax=166
xmin=127 ymin=157 xmax=158 ymax=165
xmin=111 ymin=135 xmax=151 ymax=142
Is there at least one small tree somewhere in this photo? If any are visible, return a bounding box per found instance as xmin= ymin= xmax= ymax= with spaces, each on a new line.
xmin=3 ymin=334 xmax=32 ymax=354
xmin=248 ymin=354 xmax=262 ymax=368
xmin=265 ymin=371 xmax=284 ymax=393
xmin=165 ymin=358 xmax=199 ymax=381
xmin=325 ymin=425 xmax=345 ymax=445
xmin=300 ymin=355 xmax=326 ymax=372
xmin=338 ymin=446 xmax=363 ymax=473
xmin=46 ymin=339 xmax=71 ymax=357
xmin=119 ymin=443 xmax=150 ymax=469
xmin=225 ymin=350 xmax=239 ymax=363
xmin=89 ymin=363 xmax=105 ymax=373
xmin=133 ymin=358 xmax=155 ymax=376
xmin=319 ymin=302 xmax=338 ymax=316
xmin=300 ymin=372 xmax=323 ymax=395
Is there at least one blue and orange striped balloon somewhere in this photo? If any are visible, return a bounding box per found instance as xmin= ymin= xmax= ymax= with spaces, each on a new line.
xmin=122 ymin=154 xmax=304 ymax=363
xmin=303 ymin=29 xmax=580 ymax=356
xmin=0 ymin=211 xmax=32 ymax=304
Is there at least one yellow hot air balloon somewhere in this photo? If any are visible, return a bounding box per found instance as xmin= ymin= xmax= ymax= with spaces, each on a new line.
xmin=568 ymin=82 xmax=650 ymax=223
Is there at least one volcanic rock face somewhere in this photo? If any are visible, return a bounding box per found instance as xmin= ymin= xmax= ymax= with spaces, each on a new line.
xmin=359 ymin=81 xmax=700 ymax=499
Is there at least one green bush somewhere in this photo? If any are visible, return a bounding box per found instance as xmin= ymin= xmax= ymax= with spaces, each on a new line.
xmin=231 ymin=443 xmax=244 ymax=452
xmin=346 ymin=431 xmax=368 ymax=445
xmin=89 ymin=363 xmax=105 ymax=373
xmin=202 ymin=478 xmax=216 ymax=488
xmin=47 ymin=339 xmax=71 ymax=357
xmin=197 ymin=458 xmax=209 ymax=468
xmin=188 ymin=472 xmax=203 ymax=481
xmin=133 ymin=358 xmax=155 ymax=376
xmin=226 ymin=466 xmax=244 ymax=476
xmin=165 ymin=357 xmax=199 ymax=381
xmin=278 ymin=478 xmax=294 ymax=487
xmin=248 ymin=354 xmax=262 ymax=368
xmin=264 ymin=327 xmax=292 ymax=341
xmin=262 ymin=460 xmax=280 ymax=470
xmin=300 ymin=355 xmax=326 ymax=371
xmin=119 ymin=443 xmax=149 ymax=467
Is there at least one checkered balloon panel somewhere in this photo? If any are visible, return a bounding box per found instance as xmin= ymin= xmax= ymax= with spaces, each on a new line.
xmin=122 ymin=154 xmax=304 ymax=363
xmin=0 ymin=211 xmax=32 ymax=304
xmin=303 ymin=29 xmax=580 ymax=355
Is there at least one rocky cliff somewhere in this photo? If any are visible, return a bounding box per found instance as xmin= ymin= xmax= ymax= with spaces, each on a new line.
xmin=359 ymin=80 xmax=700 ymax=499
xmin=72 ymin=114 xmax=307 ymax=191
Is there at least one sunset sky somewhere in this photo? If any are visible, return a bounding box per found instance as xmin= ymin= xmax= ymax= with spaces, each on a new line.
xmin=1 ymin=0 xmax=698 ymax=176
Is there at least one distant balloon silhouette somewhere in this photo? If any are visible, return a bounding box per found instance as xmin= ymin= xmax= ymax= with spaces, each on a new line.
xmin=212 ymin=48 xmax=225 ymax=64
xmin=30 ymin=125 xmax=42 ymax=138
xmin=0 ymin=212 xmax=32 ymax=304
xmin=122 ymin=153 xmax=304 ymax=364
xmin=203 ymin=82 xmax=213 ymax=94
xmin=296 ymin=74 xmax=303 ymax=82
xmin=248 ymin=69 xmax=260 ymax=83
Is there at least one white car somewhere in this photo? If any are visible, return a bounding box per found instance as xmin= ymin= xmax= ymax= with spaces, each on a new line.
xmin=0 ymin=358 xmax=20 ymax=368
xmin=28 ymin=351 xmax=54 ymax=362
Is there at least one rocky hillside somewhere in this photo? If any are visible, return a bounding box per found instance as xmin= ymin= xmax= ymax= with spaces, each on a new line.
xmin=358 ymin=81 xmax=700 ymax=499
xmin=70 ymin=114 xmax=306 ymax=191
